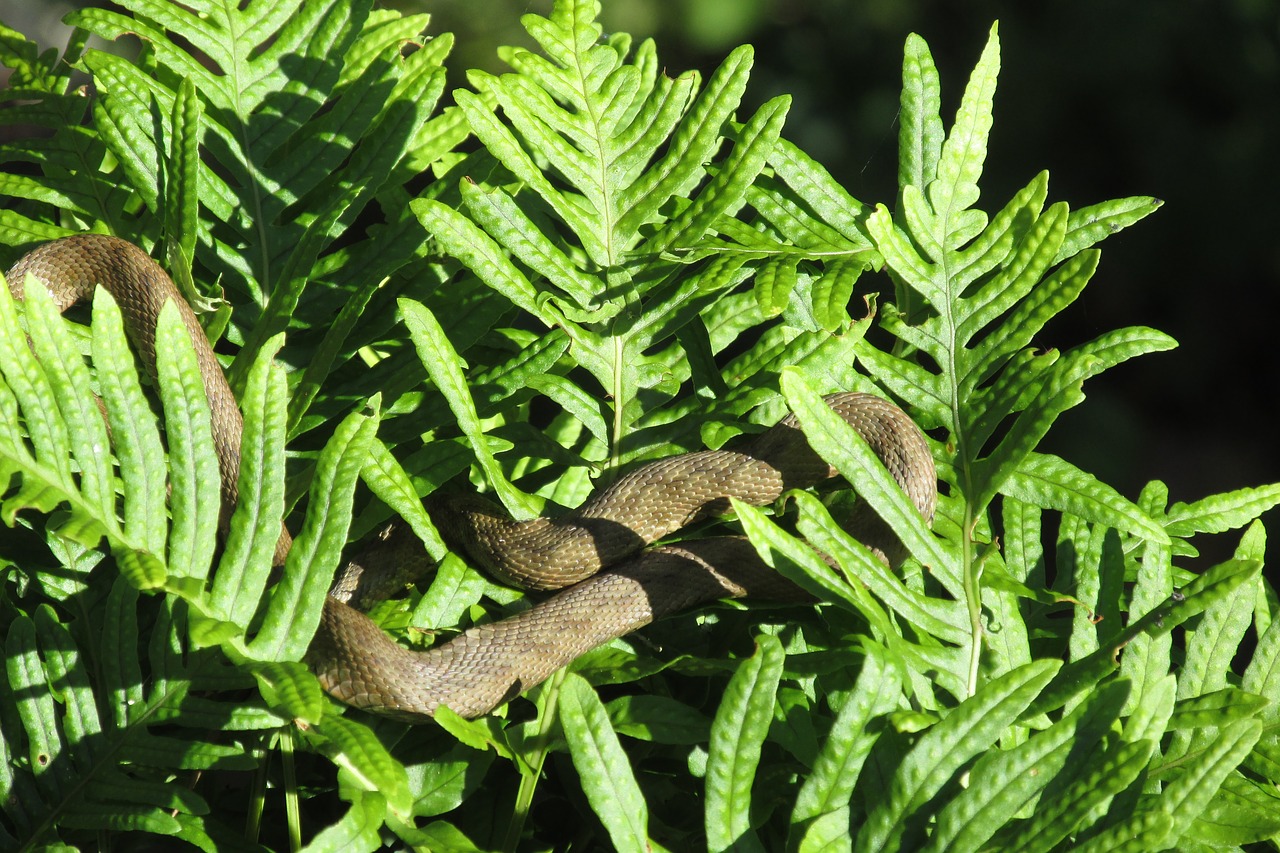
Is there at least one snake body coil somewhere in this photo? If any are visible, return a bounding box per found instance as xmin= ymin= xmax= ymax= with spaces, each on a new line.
xmin=6 ymin=235 xmax=938 ymax=721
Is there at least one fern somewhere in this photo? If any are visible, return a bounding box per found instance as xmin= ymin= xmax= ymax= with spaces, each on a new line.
xmin=410 ymin=7 xmax=817 ymax=485
xmin=1 ymin=0 xmax=457 ymax=440
xmin=0 ymin=1 xmax=443 ymax=847
xmin=0 ymin=276 xmax=379 ymax=847
xmin=3 ymin=1 xmax=1280 ymax=851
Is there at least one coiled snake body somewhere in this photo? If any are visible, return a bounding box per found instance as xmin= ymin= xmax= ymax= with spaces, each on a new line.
xmin=6 ymin=235 xmax=938 ymax=721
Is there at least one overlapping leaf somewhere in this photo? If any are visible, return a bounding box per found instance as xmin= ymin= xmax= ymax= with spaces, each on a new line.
xmin=4 ymin=2 xmax=1280 ymax=851
xmin=0 ymin=273 xmax=391 ymax=847
xmin=413 ymin=0 xmax=841 ymax=480
xmin=2 ymin=0 xmax=460 ymax=445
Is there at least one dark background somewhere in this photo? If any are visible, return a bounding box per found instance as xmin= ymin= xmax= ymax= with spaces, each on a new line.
xmin=6 ymin=0 xmax=1278 ymax=559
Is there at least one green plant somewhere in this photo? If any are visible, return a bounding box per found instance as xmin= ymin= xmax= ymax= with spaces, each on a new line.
xmin=2 ymin=1 xmax=1279 ymax=851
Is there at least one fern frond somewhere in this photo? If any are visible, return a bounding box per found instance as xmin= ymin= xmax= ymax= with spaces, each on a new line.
xmin=4 ymin=0 xmax=458 ymax=448
xmin=0 ymin=272 xmax=383 ymax=845
xmin=858 ymin=26 xmax=1170 ymax=521
xmin=413 ymin=0 xmax=839 ymax=489
xmin=0 ymin=283 xmax=265 ymax=844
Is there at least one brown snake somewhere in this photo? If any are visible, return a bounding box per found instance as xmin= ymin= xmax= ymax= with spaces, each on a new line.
xmin=6 ymin=234 xmax=938 ymax=721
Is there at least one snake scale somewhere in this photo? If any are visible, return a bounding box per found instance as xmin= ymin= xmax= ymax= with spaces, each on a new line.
xmin=6 ymin=234 xmax=937 ymax=721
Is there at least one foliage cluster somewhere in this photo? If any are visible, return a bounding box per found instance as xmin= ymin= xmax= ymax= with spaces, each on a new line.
xmin=1 ymin=1 xmax=1279 ymax=850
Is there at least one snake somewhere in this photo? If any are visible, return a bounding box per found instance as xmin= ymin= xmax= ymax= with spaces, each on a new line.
xmin=5 ymin=234 xmax=938 ymax=722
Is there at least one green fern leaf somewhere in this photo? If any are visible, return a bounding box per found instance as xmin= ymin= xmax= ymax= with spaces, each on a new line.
xmin=154 ymin=301 xmax=220 ymax=582
xmin=1164 ymin=484 xmax=1280 ymax=537
xmin=52 ymin=0 xmax=456 ymax=416
xmin=791 ymin=648 xmax=902 ymax=831
xmin=401 ymin=297 xmax=540 ymax=519
xmin=422 ymin=0 xmax=844 ymax=485
xmin=1156 ymin=718 xmax=1263 ymax=846
xmin=928 ymin=22 xmax=1000 ymax=244
xmin=248 ymin=405 xmax=377 ymax=662
xmin=560 ymin=673 xmax=652 ymax=852
xmin=0 ymin=598 xmax=261 ymax=847
xmin=1003 ymin=453 xmax=1169 ymax=544
xmin=781 ymin=369 xmax=954 ymax=582
xmin=162 ymin=77 xmax=202 ymax=305
xmin=755 ymin=255 xmax=800 ymax=317
xmin=898 ymin=33 xmax=944 ymax=199
xmin=924 ymin=678 xmax=1130 ymax=852
xmin=854 ymin=659 xmax=1059 ymax=853
xmin=306 ymin=713 xmax=411 ymax=819
xmin=1027 ymin=557 xmax=1262 ymax=718
xmin=1073 ymin=810 xmax=1175 ymax=853
xmin=1057 ymin=195 xmax=1164 ymax=262
xmin=793 ymin=491 xmax=968 ymax=645
xmin=705 ymin=634 xmax=784 ymax=853
xmin=995 ymin=738 xmax=1154 ymax=851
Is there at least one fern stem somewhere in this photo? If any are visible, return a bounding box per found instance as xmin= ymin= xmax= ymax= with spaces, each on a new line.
xmin=940 ymin=255 xmax=984 ymax=700
xmin=280 ymin=728 xmax=302 ymax=852
xmin=608 ymin=335 xmax=626 ymax=473
xmin=245 ymin=738 xmax=269 ymax=843
xmin=962 ymin=504 xmax=983 ymax=698
xmin=505 ymin=668 xmax=568 ymax=851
